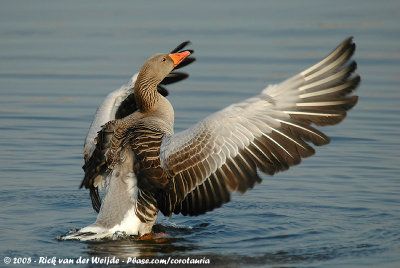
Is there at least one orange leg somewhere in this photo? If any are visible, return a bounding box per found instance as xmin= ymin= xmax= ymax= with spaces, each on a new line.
xmin=138 ymin=232 xmax=168 ymax=242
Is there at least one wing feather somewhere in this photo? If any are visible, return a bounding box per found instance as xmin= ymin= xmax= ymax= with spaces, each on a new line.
xmin=158 ymin=37 xmax=360 ymax=216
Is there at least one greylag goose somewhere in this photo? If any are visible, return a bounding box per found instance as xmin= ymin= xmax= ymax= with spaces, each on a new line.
xmin=62 ymin=37 xmax=360 ymax=240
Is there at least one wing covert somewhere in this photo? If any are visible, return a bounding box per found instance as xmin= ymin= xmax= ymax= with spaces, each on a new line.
xmin=158 ymin=37 xmax=359 ymax=216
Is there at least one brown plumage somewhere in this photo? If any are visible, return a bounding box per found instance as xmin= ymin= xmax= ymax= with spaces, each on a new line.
xmin=69 ymin=37 xmax=359 ymax=240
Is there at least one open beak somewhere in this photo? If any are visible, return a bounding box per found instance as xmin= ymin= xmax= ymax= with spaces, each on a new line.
xmin=169 ymin=51 xmax=191 ymax=67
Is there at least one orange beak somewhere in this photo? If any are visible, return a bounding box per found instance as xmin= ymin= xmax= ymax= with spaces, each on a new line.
xmin=169 ymin=51 xmax=191 ymax=67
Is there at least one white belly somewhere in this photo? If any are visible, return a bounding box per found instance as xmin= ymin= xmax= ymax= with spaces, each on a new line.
xmin=61 ymin=150 xmax=156 ymax=241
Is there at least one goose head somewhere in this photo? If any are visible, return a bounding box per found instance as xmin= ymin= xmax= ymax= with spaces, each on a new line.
xmin=136 ymin=51 xmax=190 ymax=86
xmin=134 ymin=51 xmax=190 ymax=112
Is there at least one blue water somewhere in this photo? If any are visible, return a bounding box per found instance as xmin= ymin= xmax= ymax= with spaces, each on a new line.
xmin=1 ymin=0 xmax=399 ymax=267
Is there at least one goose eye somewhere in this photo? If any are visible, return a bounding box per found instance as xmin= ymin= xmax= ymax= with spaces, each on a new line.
xmin=162 ymin=57 xmax=166 ymax=62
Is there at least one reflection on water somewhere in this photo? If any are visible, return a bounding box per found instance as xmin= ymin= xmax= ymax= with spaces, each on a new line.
xmin=71 ymin=224 xmax=200 ymax=259
xmin=60 ymin=216 xmax=387 ymax=266
xmin=84 ymin=237 xmax=192 ymax=259
xmin=79 ymin=231 xmax=383 ymax=267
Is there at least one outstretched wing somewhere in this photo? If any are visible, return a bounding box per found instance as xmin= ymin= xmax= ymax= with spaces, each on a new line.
xmin=158 ymin=37 xmax=360 ymax=216
xmin=81 ymin=41 xmax=196 ymax=213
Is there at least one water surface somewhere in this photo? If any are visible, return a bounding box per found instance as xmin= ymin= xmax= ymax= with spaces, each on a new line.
xmin=1 ymin=0 xmax=399 ymax=267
